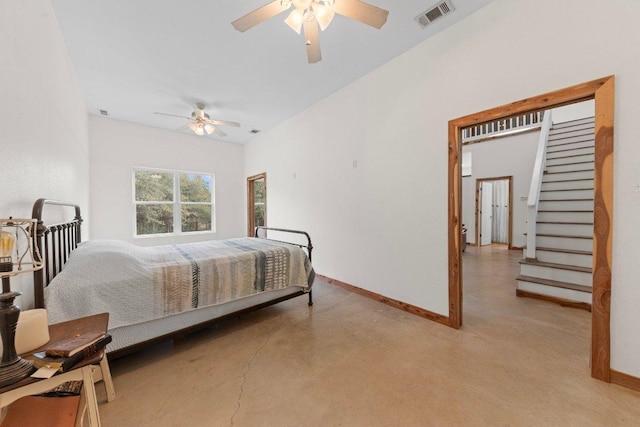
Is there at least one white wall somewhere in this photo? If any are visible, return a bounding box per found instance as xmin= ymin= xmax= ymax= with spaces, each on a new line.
xmin=0 ymin=0 xmax=89 ymax=308
xmin=462 ymin=131 xmax=539 ymax=247
xmin=89 ymin=117 xmax=245 ymax=245
xmin=245 ymin=0 xmax=640 ymax=377
xmin=552 ymin=100 xmax=595 ymax=123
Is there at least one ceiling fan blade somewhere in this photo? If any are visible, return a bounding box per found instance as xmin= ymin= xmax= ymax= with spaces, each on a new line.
xmin=208 ymin=119 xmax=241 ymax=128
xmin=212 ymin=126 xmax=227 ymax=137
xmin=232 ymin=1 xmax=289 ymax=32
xmin=154 ymin=112 xmax=194 ymax=121
xmin=332 ymin=0 xmax=389 ymax=29
xmin=176 ymin=124 xmax=191 ymax=133
xmin=303 ymin=19 xmax=322 ymax=64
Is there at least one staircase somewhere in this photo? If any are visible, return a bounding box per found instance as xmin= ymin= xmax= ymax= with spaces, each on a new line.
xmin=517 ymin=117 xmax=595 ymax=306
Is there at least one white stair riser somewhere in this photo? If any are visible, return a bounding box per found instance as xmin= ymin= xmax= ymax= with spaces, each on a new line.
xmin=534 ymin=250 xmax=593 ymax=269
xmin=548 ymin=133 xmax=594 ymax=145
xmin=520 ymin=264 xmax=592 ymax=286
xmin=538 ymin=199 xmax=593 ymax=211
xmin=546 ymin=147 xmax=594 ymax=159
xmin=546 ymin=154 xmax=594 ymax=166
xmin=545 ymin=162 xmax=594 ymax=174
xmin=517 ymin=281 xmax=592 ymax=304
xmin=547 ymin=140 xmax=594 ymax=152
xmin=542 ymin=170 xmax=594 ymax=181
xmin=549 ymin=123 xmax=595 ymax=137
xmin=540 ymin=189 xmax=594 ymax=200
xmin=537 ymin=211 xmax=593 ymax=222
xmin=549 ymin=126 xmax=594 ymax=137
xmin=536 ymin=222 xmax=593 ymax=236
xmin=551 ymin=119 xmax=594 ymax=130
xmin=536 ymin=235 xmax=593 ymax=252
xmin=541 ymin=180 xmax=594 ymax=191
xmin=547 ymin=138 xmax=595 ymax=151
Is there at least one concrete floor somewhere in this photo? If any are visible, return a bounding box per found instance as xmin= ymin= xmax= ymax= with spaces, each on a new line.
xmin=97 ymin=245 xmax=640 ymax=426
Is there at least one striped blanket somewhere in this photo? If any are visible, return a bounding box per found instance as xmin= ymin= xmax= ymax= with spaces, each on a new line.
xmin=155 ymin=238 xmax=314 ymax=315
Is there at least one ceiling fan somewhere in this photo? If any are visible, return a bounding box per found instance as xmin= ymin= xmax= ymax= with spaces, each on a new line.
xmin=232 ymin=0 xmax=389 ymax=64
xmin=154 ymin=103 xmax=240 ymax=137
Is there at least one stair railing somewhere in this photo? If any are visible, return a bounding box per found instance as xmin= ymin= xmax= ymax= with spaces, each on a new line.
xmin=526 ymin=110 xmax=553 ymax=259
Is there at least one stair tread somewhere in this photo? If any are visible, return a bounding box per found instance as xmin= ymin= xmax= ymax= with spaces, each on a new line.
xmin=535 ymin=246 xmax=593 ymax=256
xmin=516 ymin=275 xmax=592 ymax=293
xmin=519 ymin=258 xmax=592 ymax=273
xmin=536 ymin=221 xmax=593 ymax=225
xmin=544 ymin=169 xmax=594 ymax=174
xmin=539 ymin=198 xmax=594 ymax=201
xmin=538 ymin=210 xmax=593 ymax=213
xmin=546 ymin=161 xmax=595 ymax=167
xmin=551 ymin=117 xmax=594 ymax=127
xmin=536 ymin=233 xmax=592 ymax=239
xmin=547 ymin=145 xmax=596 ymax=154
xmin=546 ymin=153 xmax=594 ymax=160
xmin=542 ymin=178 xmax=594 ymax=184
xmin=540 ymin=188 xmax=594 ymax=192
xmin=537 ymin=221 xmax=593 ymax=225
xmin=548 ymin=132 xmax=594 ymax=139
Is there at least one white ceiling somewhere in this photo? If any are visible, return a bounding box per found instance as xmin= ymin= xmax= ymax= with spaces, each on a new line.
xmin=51 ymin=0 xmax=494 ymax=144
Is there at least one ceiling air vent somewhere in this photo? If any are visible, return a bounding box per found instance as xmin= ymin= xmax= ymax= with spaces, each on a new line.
xmin=415 ymin=0 xmax=455 ymax=29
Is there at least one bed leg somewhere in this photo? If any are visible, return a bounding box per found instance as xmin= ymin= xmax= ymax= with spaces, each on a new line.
xmin=308 ymin=290 xmax=313 ymax=306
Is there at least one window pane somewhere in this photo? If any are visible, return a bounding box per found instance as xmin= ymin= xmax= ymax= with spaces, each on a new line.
xmin=254 ymin=178 xmax=265 ymax=203
xmin=180 ymin=174 xmax=212 ymax=203
xmin=181 ymin=205 xmax=212 ymax=232
xmin=135 ymin=171 xmax=173 ymax=202
xmin=253 ymin=204 xmax=265 ymax=228
xmin=136 ymin=204 xmax=173 ymax=235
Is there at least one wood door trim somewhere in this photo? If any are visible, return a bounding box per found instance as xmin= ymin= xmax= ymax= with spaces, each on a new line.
xmin=448 ymin=76 xmax=614 ymax=383
xmin=247 ymin=173 xmax=267 ymax=236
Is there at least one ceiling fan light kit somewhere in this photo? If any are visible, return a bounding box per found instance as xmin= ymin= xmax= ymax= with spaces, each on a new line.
xmin=154 ymin=103 xmax=240 ymax=138
xmin=233 ymin=0 xmax=388 ymax=63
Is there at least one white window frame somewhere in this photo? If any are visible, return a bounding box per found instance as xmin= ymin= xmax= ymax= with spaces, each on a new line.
xmin=133 ymin=167 xmax=216 ymax=237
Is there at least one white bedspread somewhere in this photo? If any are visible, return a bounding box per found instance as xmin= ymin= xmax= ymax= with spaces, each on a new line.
xmin=44 ymin=238 xmax=314 ymax=329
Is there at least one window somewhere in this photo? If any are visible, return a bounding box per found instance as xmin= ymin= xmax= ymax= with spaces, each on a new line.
xmin=247 ymin=173 xmax=266 ymax=236
xmin=134 ymin=168 xmax=214 ymax=236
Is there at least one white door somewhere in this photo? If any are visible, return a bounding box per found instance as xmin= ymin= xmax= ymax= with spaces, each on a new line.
xmin=480 ymin=181 xmax=493 ymax=246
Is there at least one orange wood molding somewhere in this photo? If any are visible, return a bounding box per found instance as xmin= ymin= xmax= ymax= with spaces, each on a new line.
xmin=591 ymin=76 xmax=614 ymax=382
xmin=611 ymin=370 xmax=640 ymax=392
xmin=318 ymin=275 xmax=450 ymax=327
xmin=516 ymin=289 xmax=592 ymax=312
xmin=448 ymin=76 xmax=615 ymax=383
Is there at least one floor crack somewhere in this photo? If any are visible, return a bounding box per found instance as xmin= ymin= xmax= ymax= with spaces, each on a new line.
xmin=229 ymin=335 xmax=271 ymax=426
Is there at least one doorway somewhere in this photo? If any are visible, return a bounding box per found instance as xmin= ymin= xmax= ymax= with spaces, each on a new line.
xmin=247 ymin=173 xmax=266 ymax=236
xmin=447 ymin=76 xmax=614 ymax=382
xmin=475 ymin=177 xmax=512 ymax=248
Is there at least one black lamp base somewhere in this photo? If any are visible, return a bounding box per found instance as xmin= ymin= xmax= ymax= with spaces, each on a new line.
xmin=0 ymin=357 xmax=33 ymax=388
xmin=0 ymin=290 xmax=34 ymax=388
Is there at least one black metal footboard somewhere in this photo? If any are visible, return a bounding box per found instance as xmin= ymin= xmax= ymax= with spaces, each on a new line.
xmin=254 ymin=226 xmax=314 ymax=306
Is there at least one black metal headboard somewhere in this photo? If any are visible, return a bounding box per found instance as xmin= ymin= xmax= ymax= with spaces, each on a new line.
xmin=31 ymin=198 xmax=83 ymax=309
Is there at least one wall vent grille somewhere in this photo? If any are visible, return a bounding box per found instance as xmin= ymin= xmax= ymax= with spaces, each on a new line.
xmin=415 ymin=0 xmax=455 ymax=29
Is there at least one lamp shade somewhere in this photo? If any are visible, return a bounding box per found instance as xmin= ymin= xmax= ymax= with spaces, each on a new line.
xmin=314 ymin=4 xmax=335 ymax=30
xmin=285 ymin=8 xmax=304 ymax=33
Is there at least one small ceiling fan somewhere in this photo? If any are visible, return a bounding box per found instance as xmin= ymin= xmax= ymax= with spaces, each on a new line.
xmin=154 ymin=103 xmax=240 ymax=137
xmin=232 ymin=0 xmax=389 ymax=64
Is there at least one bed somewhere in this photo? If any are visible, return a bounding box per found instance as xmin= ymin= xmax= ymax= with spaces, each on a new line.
xmin=31 ymin=199 xmax=315 ymax=359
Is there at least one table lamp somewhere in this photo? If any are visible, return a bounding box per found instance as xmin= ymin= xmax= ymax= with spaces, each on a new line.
xmin=0 ymin=218 xmax=43 ymax=387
